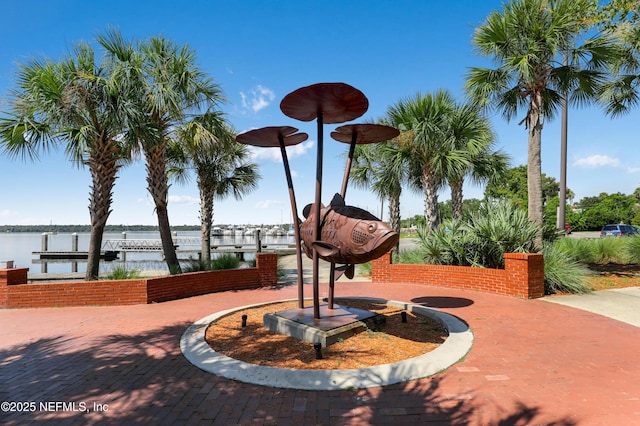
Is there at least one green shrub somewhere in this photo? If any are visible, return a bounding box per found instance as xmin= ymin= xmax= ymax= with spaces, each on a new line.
xmin=357 ymin=261 xmax=372 ymax=276
xmin=543 ymin=243 xmax=591 ymax=294
xmin=591 ymin=237 xmax=625 ymax=264
xmin=210 ymin=253 xmax=241 ymax=270
xmin=417 ymin=200 xmax=539 ymax=269
xmin=393 ymin=249 xmax=425 ymax=264
xmin=181 ymin=257 xmax=208 ymax=272
xmin=181 ymin=253 xmax=241 ymax=272
xmin=553 ymin=237 xmax=597 ymax=264
xmin=105 ymin=265 xmax=141 ymax=280
xmin=623 ymin=236 xmax=640 ymax=263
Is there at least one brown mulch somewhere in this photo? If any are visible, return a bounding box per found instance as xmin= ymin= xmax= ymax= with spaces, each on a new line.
xmin=204 ymin=299 xmax=448 ymax=370
xmin=587 ymin=263 xmax=640 ymax=291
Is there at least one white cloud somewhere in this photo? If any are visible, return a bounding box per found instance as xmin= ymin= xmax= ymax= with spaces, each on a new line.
xmin=248 ymin=140 xmax=315 ymax=163
xmin=240 ymin=85 xmax=275 ymax=113
xmin=0 ymin=209 xmax=16 ymax=218
xmin=169 ymin=195 xmax=199 ymax=205
xmin=573 ymin=154 xmax=621 ymax=168
xmin=255 ymin=200 xmax=282 ymax=209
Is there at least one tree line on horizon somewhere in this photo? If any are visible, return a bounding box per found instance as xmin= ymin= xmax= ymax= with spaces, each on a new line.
xmin=1 ymin=0 xmax=638 ymax=279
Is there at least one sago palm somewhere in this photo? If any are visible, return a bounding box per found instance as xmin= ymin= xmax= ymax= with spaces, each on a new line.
xmin=466 ymin=0 xmax=620 ymax=248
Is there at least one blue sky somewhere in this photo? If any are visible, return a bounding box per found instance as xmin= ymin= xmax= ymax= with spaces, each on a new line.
xmin=0 ymin=0 xmax=638 ymax=226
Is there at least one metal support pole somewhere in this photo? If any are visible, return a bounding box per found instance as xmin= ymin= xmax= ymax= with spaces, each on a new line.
xmin=278 ymin=134 xmax=305 ymax=308
xmin=312 ymin=112 xmax=324 ymax=319
xmin=330 ymin=132 xmax=358 ymax=309
xmin=559 ymin=49 xmax=569 ymax=231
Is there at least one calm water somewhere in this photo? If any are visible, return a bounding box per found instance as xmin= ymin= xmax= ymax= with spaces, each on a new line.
xmin=0 ymin=230 xmax=293 ymax=274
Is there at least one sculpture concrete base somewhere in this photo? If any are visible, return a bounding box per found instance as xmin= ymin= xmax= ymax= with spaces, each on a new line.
xmin=263 ymin=303 xmax=386 ymax=347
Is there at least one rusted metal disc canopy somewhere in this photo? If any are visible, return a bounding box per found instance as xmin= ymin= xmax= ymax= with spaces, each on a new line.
xmin=280 ymin=83 xmax=369 ymax=123
xmin=236 ymin=126 xmax=308 ymax=147
xmin=331 ymin=123 xmax=400 ymax=144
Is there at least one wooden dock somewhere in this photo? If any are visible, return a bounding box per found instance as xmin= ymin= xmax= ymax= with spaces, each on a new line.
xmin=32 ymin=245 xmax=296 ymax=262
xmin=32 ymin=251 xmax=120 ymax=261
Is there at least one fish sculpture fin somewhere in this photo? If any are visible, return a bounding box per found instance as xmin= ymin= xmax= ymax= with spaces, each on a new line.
xmin=312 ymin=241 xmax=339 ymax=257
xmin=334 ymin=264 xmax=355 ymax=280
xmin=302 ymin=202 xmax=326 ymax=218
xmin=333 ymin=264 xmax=346 ymax=281
xmin=302 ymin=204 xmax=312 ymax=219
xmin=330 ymin=193 xmax=346 ymax=208
xmin=345 ymin=264 xmax=355 ymax=279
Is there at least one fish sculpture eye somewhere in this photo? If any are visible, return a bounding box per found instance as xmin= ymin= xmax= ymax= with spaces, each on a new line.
xmin=368 ymin=223 xmax=377 ymax=233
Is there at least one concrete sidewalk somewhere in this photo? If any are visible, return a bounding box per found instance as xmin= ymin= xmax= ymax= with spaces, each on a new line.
xmin=543 ymin=286 xmax=640 ymax=328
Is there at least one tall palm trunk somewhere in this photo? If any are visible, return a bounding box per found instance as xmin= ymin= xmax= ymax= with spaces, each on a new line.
xmin=198 ymin=177 xmax=215 ymax=264
xmin=145 ymin=145 xmax=181 ymax=273
xmin=527 ymin=93 xmax=544 ymax=249
xmin=388 ymin=191 xmax=401 ymax=253
xmin=421 ymin=168 xmax=440 ymax=231
xmin=450 ymin=179 xmax=464 ymax=220
xmin=85 ymin=138 xmax=120 ymax=280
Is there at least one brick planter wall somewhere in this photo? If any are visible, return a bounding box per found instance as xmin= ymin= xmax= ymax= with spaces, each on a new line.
xmin=371 ymin=251 xmax=545 ymax=299
xmin=0 ymin=253 xmax=278 ymax=309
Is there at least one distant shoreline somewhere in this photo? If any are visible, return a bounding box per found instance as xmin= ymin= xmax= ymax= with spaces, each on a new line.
xmin=0 ymin=225 xmax=198 ymax=233
xmin=0 ymin=224 xmax=295 ymax=233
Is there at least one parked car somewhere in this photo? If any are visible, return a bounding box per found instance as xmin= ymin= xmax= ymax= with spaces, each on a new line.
xmin=600 ymin=224 xmax=638 ymax=237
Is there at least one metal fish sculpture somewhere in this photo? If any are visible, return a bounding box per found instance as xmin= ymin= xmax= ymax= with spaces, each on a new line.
xmin=300 ymin=193 xmax=399 ymax=278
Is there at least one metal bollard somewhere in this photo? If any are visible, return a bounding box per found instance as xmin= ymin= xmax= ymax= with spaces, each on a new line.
xmin=255 ymin=229 xmax=262 ymax=253
xmin=314 ymin=342 xmax=323 ymax=359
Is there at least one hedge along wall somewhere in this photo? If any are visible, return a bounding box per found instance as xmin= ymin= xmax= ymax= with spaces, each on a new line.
xmin=0 ymin=253 xmax=278 ymax=309
xmin=371 ymin=251 xmax=545 ymax=299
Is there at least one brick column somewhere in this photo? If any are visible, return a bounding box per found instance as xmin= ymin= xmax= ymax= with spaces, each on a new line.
xmin=256 ymin=253 xmax=278 ymax=286
xmin=0 ymin=268 xmax=29 ymax=308
xmin=371 ymin=252 xmax=392 ymax=282
xmin=504 ymin=253 xmax=545 ymax=299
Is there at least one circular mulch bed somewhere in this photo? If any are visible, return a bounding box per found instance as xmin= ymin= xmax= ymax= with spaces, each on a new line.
xmin=204 ymin=298 xmax=448 ymax=370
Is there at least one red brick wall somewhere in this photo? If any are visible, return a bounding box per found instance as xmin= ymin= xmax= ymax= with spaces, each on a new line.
xmin=0 ymin=253 xmax=278 ymax=308
xmin=371 ymin=252 xmax=545 ymax=299
xmin=5 ymin=279 xmax=148 ymax=308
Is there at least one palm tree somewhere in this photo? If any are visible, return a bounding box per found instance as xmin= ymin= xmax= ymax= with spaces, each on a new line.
xmin=102 ymin=34 xmax=226 ymax=273
xmin=446 ymin=102 xmax=509 ymax=220
xmin=466 ymin=0 xmax=620 ymax=248
xmin=0 ymin=33 xmax=138 ymax=280
xmin=349 ymin=139 xmax=410 ymax=251
xmin=170 ymin=112 xmax=260 ymax=264
xmin=387 ymin=90 xmax=467 ymax=231
xmin=598 ymin=0 xmax=640 ymax=116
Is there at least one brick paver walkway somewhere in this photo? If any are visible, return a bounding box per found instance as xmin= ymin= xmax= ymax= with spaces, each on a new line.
xmin=1 ymin=281 xmax=639 ymax=425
